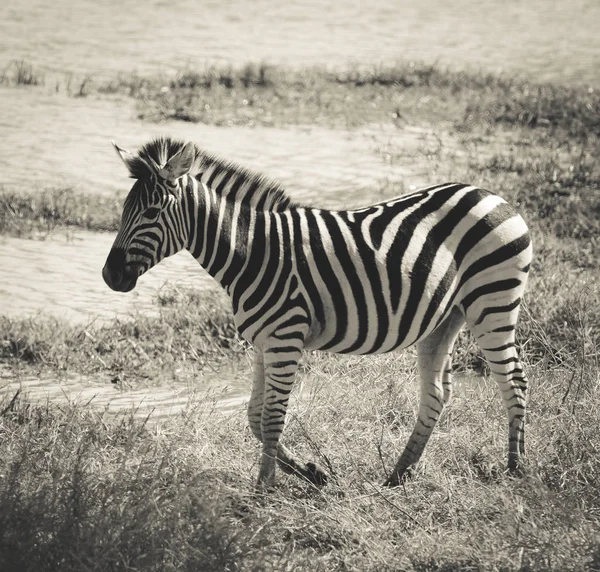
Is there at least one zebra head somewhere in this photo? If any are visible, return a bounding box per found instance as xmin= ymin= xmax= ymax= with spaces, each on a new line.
xmin=102 ymin=139 xmax=197 ymax=292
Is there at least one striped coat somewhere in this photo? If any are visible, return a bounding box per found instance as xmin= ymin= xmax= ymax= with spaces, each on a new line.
xmin=103 ymin=138 xmax=531 ymax=488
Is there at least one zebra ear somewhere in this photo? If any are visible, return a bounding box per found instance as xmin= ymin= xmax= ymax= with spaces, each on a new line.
xmin=112 ymin=141 xmax=136 ymax=172
xmin=112 ymin=140 xmax=158 ymax=177
xmin=159 ymin=142 xmax=196 ymax=180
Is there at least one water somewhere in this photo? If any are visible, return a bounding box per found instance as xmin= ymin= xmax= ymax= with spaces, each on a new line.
xmin=1 ymin=0 xmax=598 ymax=85
xmin=0 ymin=232 xmax=212 ymax=323
xmin=0 ymin=89 xmax=437 ymax=199
xmin=0 ymin=363 xmax=250 ymax=421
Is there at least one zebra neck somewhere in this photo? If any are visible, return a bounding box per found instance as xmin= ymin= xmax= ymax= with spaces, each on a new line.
xmin=188 ymin=184 xmax=266 ymax=296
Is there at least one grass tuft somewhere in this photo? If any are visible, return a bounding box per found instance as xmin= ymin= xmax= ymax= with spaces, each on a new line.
xmin=0 ymin=59 xmax=44 ymax=87
xmin=0 ymin=398 xmax=256 ymax=572
xmin=480 ymin=150 xmax=600 ymax=240
xmin=464 ymin=83 xmax=600 ymax=138
xmin=0 ymin=288 xmax=243 ymax=380
xmin=0 ymin=187 xmax=121 ymax=237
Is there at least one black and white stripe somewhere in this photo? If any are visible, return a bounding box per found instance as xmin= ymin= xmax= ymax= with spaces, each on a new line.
xmin=103 ymin=137 xmax=532 ymax=488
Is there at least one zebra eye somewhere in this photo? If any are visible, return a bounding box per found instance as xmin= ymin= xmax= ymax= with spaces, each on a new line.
xmin=143 ymin=207 xmax=161 ymax=219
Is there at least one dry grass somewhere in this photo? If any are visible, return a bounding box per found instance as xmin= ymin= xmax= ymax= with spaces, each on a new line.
xmin=111 ymin=62 xmax=600 ymax=138
xmin=9 ymin=59 xmax=598 ymax=137
xmin=1 ymin=352 xmax=599 ymax=571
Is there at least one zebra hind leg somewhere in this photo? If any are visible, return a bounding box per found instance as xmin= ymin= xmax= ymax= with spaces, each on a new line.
xmin=250 ymin=348 xmax=328 ymax=488
xmin=442 ymin=350 xmax=454 ymax=406
xmin=472 ymin=319 xmax=528 ymax=476
xmin=384 ymin=307 xmax=465 ymax=487
xmin=458 ymin=260 xmax=530 ymax=476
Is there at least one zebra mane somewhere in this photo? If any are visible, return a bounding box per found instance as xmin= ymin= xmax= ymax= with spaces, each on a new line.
xmin=130 ymin=137 xmax=296 ymax=212
xmin=198 ymin=152 xmax=298 ymax=211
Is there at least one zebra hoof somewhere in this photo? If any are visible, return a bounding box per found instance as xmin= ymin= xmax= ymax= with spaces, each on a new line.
xmin=277 ymin=456 xmax=329 ymax=486
xmin=382 ymin=476 xmax=400 ymax=488
xmin=382 ymin=466 xmax=414 ymax=487
xmin=507 ymin=462 xmax=526 ymax=479
xmin=304 ymin=462 xmax=328 ymax=487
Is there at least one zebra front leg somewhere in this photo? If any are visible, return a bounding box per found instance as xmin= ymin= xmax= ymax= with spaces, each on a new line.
xmin=277 ymin=445 xmax=328 ymax=486
xmin=253 ymin=347 xmax=328 ymax=488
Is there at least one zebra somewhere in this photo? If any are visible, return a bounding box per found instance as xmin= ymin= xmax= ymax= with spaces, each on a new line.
xmin=102 ymin=137 xmax=532 ymax=489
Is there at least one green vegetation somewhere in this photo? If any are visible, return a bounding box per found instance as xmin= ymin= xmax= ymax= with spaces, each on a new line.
xmin=94 ymin=61 xmax=599 ymax=137
xmin=481 ymin=150 xmax=600 ymax=241
xmin=0 ymin=187 xmax=121 ymax=237
xmin=1 ymin=60 xmax=599 ymax=570
xmin=1 ymin=288 xmax=243 ymax=381
xmin=6 ymin=59 xmax=598 ymax=136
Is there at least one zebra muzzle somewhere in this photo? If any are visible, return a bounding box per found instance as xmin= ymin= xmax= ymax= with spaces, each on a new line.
xmin=102 ymin=248 xmax=141 ymax=293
